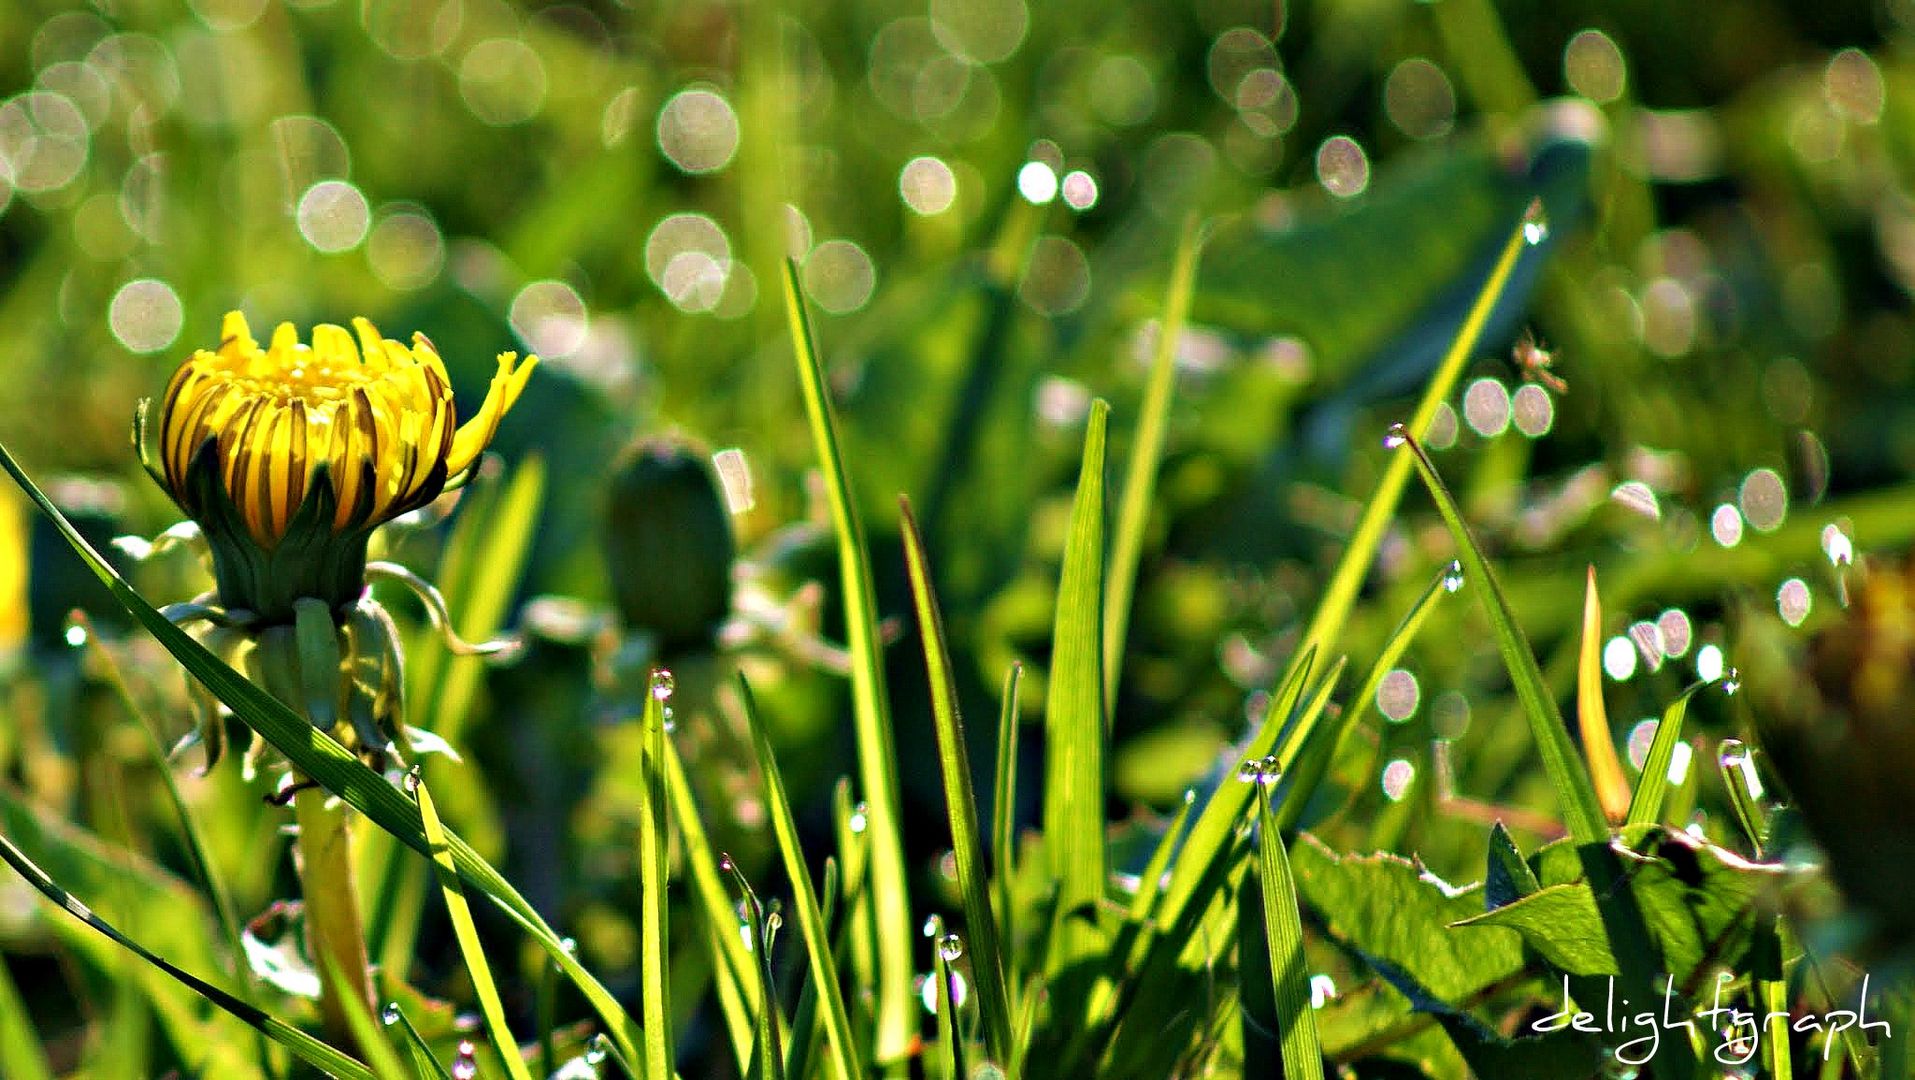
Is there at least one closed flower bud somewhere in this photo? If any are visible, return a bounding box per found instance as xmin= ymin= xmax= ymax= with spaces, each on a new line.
xmin=604 ymin=436 xmax=735 ymax=656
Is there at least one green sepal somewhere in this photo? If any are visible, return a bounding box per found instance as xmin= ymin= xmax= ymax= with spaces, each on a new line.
xmin=293 ymin=598 xmax=343 ymax=732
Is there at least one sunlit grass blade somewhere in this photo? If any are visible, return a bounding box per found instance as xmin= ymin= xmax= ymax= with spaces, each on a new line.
xmin=663 ymin=735 xmax=761 ymax=1065
xmin=414 ymin=774 xmax=534 ymax=1080
xmin=1129 ymin=790 xmax=1196 ymax=923
xmin=383 ymin=1005 xmax=454 ymax=1080
xmin=781 ymin=855 xmax=840 ymax=1080
xmin=321 ymin=953 xmax=410 ymax=1080
xmin=1268 ymin=658 xmax=1348 ymax=835
xmin=1624 ymin=680 xmax=1711 ymax=828
xmin=720 ymin=857 xmax=786 ymax=1080
xmin=1044 ymin=399 xmax=1110 ymax=981
xmin=1718 ymin=739 xmax=1769 ymax=858
xmin=1390 ymin=426 xmax=1608 ymax=844
xmin=931 ymin=932 xmax=958 ymax=1080
xmin=637 ymin=676 xmax=674 ymax=1080
xmin=0 ymin=831 xmax=376 ymax=1080
xmin=1105 ymin=215 xmax=1202 ymax=704
xmin=1576 ymin=567 xmax=1632 ymax=821
xmin=1009 ymin=977 xmax=1043 ymax=1080
xmin=992 ymin=662 xmax=1021 ymax=967
xmin=1254 ymin=787 xmax=1324 ymax=1080
xmin=0 ymin=946 xmax=54 ymax=1080
xmin=371 ymin=456 xmax=544 ymax=974
xmin=738 ymin=673 xmax=865 ymax=1080
xmin=899 ymin=496 xmax=1013 ymax=1062
xmin=780 ymin=260 xmax=914 ymax=1064
xmin=0 ymin=440 xmax=650 ymax=1071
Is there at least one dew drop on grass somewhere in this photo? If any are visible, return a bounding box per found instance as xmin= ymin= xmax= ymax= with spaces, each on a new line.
xmin=650 ymin=668 xmax=675 ymax=701
xmin=560 ymin=936 xmax=579 ymax=956
xmin=380 ymin=1002 xmax=401 ymax=1026
xmin=452 ymin=1041 xmax=478 ymax=1080
xmin=940 ymin=933 xmax=964 ymax=961
xmin=403 ymin=765 xmax=422 ymax=793
xmin=1522 ymin=198 xmax=1549 ymax=244
xmin=922 ymin=914 xmax=944 ymax=938
xmin=718 ymin=853 xmax=735 ymax=872
xmin=1382 ymin=422 xmax=1409 ymax=449
xmin=586 ymin=1035 xmax=610 ymax=1065
xmin=1442 ymin=560 xmax=1465 ymax=593
xmin=848 ymin=801 xmax=869 ymax=833
xmin=1719 ymin=667 xmax=1741 ymax=695
xmin=1718 ymin=738 xmax=1762 ymax=798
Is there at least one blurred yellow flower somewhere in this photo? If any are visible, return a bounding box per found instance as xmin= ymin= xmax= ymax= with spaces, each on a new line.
xmin=157 ymin=311 xmax=536 ymax=548
xmin=0 ymin=487 xmax=24 ymax=652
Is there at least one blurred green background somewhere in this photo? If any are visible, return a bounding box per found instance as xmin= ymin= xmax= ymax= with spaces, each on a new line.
xmin=1 ymin=0 xmax=1912 ymax=1073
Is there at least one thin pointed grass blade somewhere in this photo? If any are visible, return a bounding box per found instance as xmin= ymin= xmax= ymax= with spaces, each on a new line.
xmin=384 ymin=1005 xmax=454 ymax=1080
xmin=738 ymin=673 xmax=865 ymax=1080
xmin=0 ymin=943 xmax=54 ymax=1080
xmin=321 ymin=954 xmax=411 ymax=1080
xmin=637 ymin=677 xmax=674 ymax=1080
xmin=991 ymin=662 xmax=1021 ymax=962
xmin=371 ymin=456 xmax=544 ymax=973
xmin=899 ymin=497 xmax=1013 ymax=1062
xmin=1391 ymin=429 xmax=1608 ymax=844
xmin=0 ymin=441 xmax=649 ymax=1070
xmin=1624 ymin=681 xmax=1712 ymax=828
xmin=1255 ymin=789 xmax=1323 ymax=1080
xmin=720 ymin=859 xmax=785 ymax=1080
xmin=1577 ymin=568 xmax=1633 ymax=821
xmin=1139 ymin=211 xmax=1538 ymax=953
xmin=414 ymin=775 xmax=535 ymax=1080
xmin=1276 ymin=565 xmax=1456 ymax=833
xmin=663 ymin=737 xmax=762 ymax=1037
xmin=1267 ymin=657 xmax=1348 ymax=835
xmin=1045 ymin=400 xmax=1110 ymax=979
xmin=779 ymin=260 xmax=914 ymax=1064
xmin=1128 ymin=790 xmax=1197 ymax=923
xmin=931 ymin=936 xmax=958 ymax=1080
xmin=0 ymin=832 xmax=375 ymax=1080
xmin=1154 ymin=646 xmax=1314 ymax=925
xmin=1104 ymin=216 xmax=1202 ymax=704
xmin=780 ymin=855 xmax=839 ymax=1080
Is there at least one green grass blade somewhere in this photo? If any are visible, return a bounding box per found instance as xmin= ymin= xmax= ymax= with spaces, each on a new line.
xmin=320 ymin=954 xmax=411 ymax=1080
xmin=991 ymin=661 xmax=1021 ymax=972
xmin=0 ymin=439 xmax=650 ymax=1071
xmin=738 ymin=673 xmax=865 ymax=1080
xmin=719 ymin=859 xmax=785 ymax=1080
xmin=779 ymin=260 xmax=914 ymax=1065
xmin=638 ymin=676 xmax=674 ymax=1080
xmin=0 ymin=942 xmax=54 ymax=1080
xmin=899 ymin=496 xmax=1013 ymax=1062
xmin=414 ymin=775 xmax=534 ymax=1080
xmin=1391 ymin=427 xmax=1608 ymax=844
xmin=1255 ymin=787 xmax=1324 ymax=1080
xmin=663 ymin=736 xmax=762 ymax=1058
xmin=931 ymin=933 xmax=958 ymax=1080
xmin=1623 ymin=680 xmax=1711 ymax=828
xmin=0 ymin=830 xmax=375 ymax=1080
xmin=1104 ymin=216 xmax=1202 ymax=704
xmin=372 ymin=456 xmax=544 ymax=974
xmin=383 ymin=1005 xmax=454 ymax=1080
xmin=1044 ymin=399 xmax=1110 ymax=980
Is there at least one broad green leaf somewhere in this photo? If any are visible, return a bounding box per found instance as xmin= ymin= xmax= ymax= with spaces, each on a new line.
xmin=899 ymin=496 xmax=1013 ymax=1062
xmin=1043 ymin=399 xmax=1110 ymax=982
xmin=780 ymin=261 xmax=914 ymax=1064
xmin=1484 ymin=821 xmax=1542 ymax=911
xmin=1290 ymin=836 xmax=1525 ymax=1002
xmin=1455 ymin=883 xmax=1617 ymax=976
xmin=1392 ymin=429 xmax=1608 ymax=844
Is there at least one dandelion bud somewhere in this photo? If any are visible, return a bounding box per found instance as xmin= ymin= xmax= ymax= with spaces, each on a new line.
xmin=604 ymin=436 xmax=735 ymax=656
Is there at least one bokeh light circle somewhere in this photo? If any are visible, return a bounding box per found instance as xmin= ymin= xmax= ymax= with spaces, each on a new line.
xmin=108 ymin=279 xmax=182 ymax=353
xmin=510 ymin=280 xmax=589 ymax=359
xmin=803 ymin=240 xmax=877 ymax=314
xmin=656 ymin=89 xmax=739 ymax=174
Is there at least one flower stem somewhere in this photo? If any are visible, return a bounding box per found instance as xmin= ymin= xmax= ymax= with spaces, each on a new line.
xmin=293 ymin=785 xmax=374 ymax=1050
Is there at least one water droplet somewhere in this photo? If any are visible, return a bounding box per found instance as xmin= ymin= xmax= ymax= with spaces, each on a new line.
xmin=660 ymin=705 xmax=676 ymax=733
xmin=585 ymin=1034 xmax=611 ymax=1064
xmin=1183 ymin=788 xmax=1197 ymax=805
xmin=380 ymin=1002 xmax=402 ymax=1026
xmin=1522 ymin=198 xmax=1549 ymax=245
xmin=939 ymin=933 xmax=965 ymax=961
xmin=1309 ymin=973 xmax=1339 ymax=1008
xmin=1382 ymin=422 xmax=1409 ymax=450
xmin=63 ymin=622 xmax=87 ymax=648
xmin=848 ymin=802 xmax=869 ymax=833
xmin=719 ymin=853 xmax=736 ymax=872
xmin=403 ymin=766 xmax=422 ymax=793
xmin=1236 ymin=758 xmax=1262 ymax=783
xmin=1257 ymin=754 xmax=1282 ymax=785
xmin=1441 ymin=560 xmax=1465 ymax=593
xmin=650 ymin=669 xmax=676 ymax=701
xmin=452 ymin=1041 xmax=478 ymax=1080
xmin=922 ymin=914 xmax=944 ymax=938
xmin=1720 ymin=667 xmax=1741 ymax=695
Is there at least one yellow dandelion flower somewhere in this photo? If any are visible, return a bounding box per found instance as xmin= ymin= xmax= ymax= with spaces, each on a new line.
xmin=142 ymin=311 xmax=535 ymax=621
